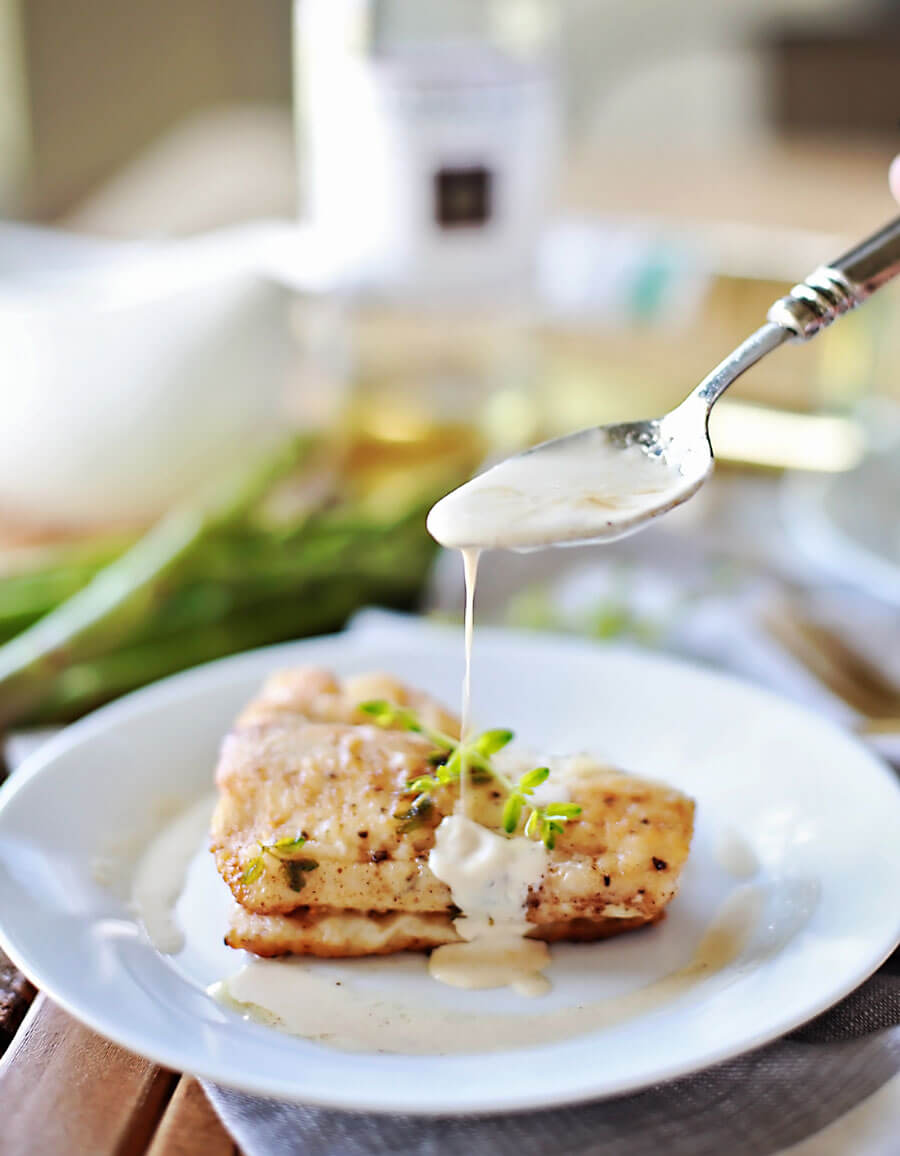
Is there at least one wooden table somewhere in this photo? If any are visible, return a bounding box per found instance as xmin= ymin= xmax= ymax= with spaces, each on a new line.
xmin=0 ymin=954 xmax=240 ymax=1155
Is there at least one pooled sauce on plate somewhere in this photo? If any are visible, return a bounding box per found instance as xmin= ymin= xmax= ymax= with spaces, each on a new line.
xmin=131 ymin=794 xmax=216 ymax=953
xmin=426 ymin=813 xmax=550 ymax=996
xmin=426 ymin=432 xmax=683 ymax=552
xmin=211 ymin=884 xmax=764 ymax=1054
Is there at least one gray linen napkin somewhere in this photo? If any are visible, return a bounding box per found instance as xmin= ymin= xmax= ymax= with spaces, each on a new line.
xmin=202 ymin=954 xmax=899 ymax=1156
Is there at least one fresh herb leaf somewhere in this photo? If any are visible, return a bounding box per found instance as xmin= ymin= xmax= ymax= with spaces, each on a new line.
xmin=283 ymin=858 xmax=318 ymax=892
xmin=544 ymin=803 xmax=583 ymax=819
xmin=359 ymin=700 xmax=457 ymax=752
xmin=525 ymin=803 xmax=582 ymax=848
xmin=245 ymin=830 xmax=317 ymax=885
xmin=359 ymin=700 xmax=421 ymax=732
xmin=517 ymin=766 xmax=550 ymax=793
xmin=502 ymin=793 xmax=524 ymax=833
xmin=394 ymin=795 xmax=434 ymax=833
xmin=473 ymin=728 xmax=514 ymax=756
xmin=366 ymin=701 xmax=582 ymax=848
xmin=266 ymin=833 xmax=307 ymax=858
xmin=407 ymin=774 xmax=439 ymax=794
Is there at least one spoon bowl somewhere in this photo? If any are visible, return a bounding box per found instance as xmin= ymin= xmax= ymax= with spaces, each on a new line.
xmin=427 ymin=398 xmax=714 ymax=551
xmin=429 ymin=215 xmax=900 ymax=553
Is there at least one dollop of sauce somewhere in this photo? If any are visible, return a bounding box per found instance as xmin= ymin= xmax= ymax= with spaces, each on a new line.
xmin=427 ymin=432 xmax=682 ymax=551
xmin=130 ymin=794 xmax=216 ymax=953
xmin=210 ymin=884 xmax=765 ymax=1054
xmin=427 ymin=814 xmax=549 ymax=996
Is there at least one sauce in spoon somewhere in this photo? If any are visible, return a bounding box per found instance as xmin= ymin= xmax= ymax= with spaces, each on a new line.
xmin=427 ymin=430 xmax=685 ymax=552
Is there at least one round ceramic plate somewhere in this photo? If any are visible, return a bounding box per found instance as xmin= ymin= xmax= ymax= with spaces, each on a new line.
xmin=0 ymin=615 xmax=898 ymax=1115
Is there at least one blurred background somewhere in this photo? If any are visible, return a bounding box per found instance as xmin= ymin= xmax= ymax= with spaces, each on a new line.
xmin=1 ymin=0 xmax=900 ymax=747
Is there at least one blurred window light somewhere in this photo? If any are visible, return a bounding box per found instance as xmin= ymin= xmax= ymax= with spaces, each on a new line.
xmin=709 ymin=400 xmax=865 ymax=473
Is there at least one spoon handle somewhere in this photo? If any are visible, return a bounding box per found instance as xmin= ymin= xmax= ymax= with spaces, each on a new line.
xmin=768 ymin=214 xmax=900 ymax=339
xmin=691 ymin=216 xmax=900 ymax=411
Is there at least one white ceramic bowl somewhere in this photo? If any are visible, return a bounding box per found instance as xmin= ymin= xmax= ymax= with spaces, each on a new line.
xmin=0 ymin=224 xmax=295 ymax=528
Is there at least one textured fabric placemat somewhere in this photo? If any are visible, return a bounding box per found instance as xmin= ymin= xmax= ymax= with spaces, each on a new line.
xmin=203 ymin=952 xmax=899 ymax=1156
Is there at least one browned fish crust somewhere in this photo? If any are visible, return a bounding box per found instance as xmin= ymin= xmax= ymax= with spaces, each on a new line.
xmin=225 ymin=906 xmax=666 ymax=957
xmin=211 ymin=667 xmax=695 ymax=957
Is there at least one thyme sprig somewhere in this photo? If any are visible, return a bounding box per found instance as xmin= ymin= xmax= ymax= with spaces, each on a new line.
xmin=241 ymin=832 xmax=317 ymax=885
xmin=359 ymin=700 xmax=581 ymax=849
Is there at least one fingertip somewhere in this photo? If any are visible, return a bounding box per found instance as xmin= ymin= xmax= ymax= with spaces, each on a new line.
xmin=889 ymin=155 xmax=900 ymax=203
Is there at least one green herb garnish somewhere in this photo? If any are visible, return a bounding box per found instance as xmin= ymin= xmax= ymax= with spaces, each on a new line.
xmin=266 ymin=833 xmax=309 ymax=858
xmin=393 ymin=794 xmax=434 ymax=833
xmin=359 ymin=700 xmax=581 ymax=849
xmin=241 ymin=832 xmax=315 ymax=886
xmin=284 ymin=858 xmax=319 ymax=892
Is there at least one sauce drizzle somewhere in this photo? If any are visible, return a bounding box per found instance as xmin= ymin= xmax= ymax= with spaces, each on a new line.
xmin=211 ymin=884 xmax=765 ymax=1054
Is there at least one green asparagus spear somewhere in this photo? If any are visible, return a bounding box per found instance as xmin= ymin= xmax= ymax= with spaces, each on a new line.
xmin=16 ymin=577 xmax=420 ymax=724
xmin=0 ymin=439 xmax=308 ymax=727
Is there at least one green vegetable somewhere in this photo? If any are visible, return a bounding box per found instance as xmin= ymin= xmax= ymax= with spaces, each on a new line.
xmin=241 ymin=832 xmax=318 ymax=888
xmin=501 ymin=793 xmax=524 ymax=834
xmin=517 ymin=766 xmax=550 ymax=791
xmin=241 ymin=857 xmax=264 ymax=885
xmin=265 ymin=833 xmax=308 ymax=858
xmin=393 ymin=795 xmax=434 ymax=833
xmin=362 ymin=701 xmax=581 ymax=849
xmin=473 ymin=729 xmax=514 ymax=756
xmin=0 ymin=439 xmax=309 ymax=728
xmin=0 ymin=429 xmax=480 ymax=727
xmin=283 ymin=858 xmax=319 ymax=892
xmin=359 ymin=700 xmax=458 ymax=753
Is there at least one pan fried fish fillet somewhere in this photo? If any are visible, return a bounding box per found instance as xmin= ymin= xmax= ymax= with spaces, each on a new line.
xmin=210 ymin=668 xmax=695 ymax=957
xmin=226 ymin=906 xmax=662 ymax=958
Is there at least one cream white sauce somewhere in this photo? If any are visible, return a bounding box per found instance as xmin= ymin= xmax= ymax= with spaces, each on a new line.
xmin=442 ymin=547 xmax=553 ymax=992
xmin=426 ymin=433 xmax=682 ymax=551
xmin=130 ymin=794 xmax=216 ymax=953
xmin=211 ymin=883 xmax=764 ymax=1054
xmin=458 ymin=546 xmax=480 ymax=814
xmin=714 ymin=826 xmax=760 ymax=879
xmin=427 ymin=814 xmax=549 ymax=996
xmin=429 ymin=937 xmax=551 ymax=997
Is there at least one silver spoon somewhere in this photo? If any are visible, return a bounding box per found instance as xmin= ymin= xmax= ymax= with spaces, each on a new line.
xmin=428 ymin=216 xmax=900 ymax=552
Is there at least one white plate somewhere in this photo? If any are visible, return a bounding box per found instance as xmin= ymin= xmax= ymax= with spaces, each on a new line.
xmin=0 ymin=617 xmax=898 ymax=1115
